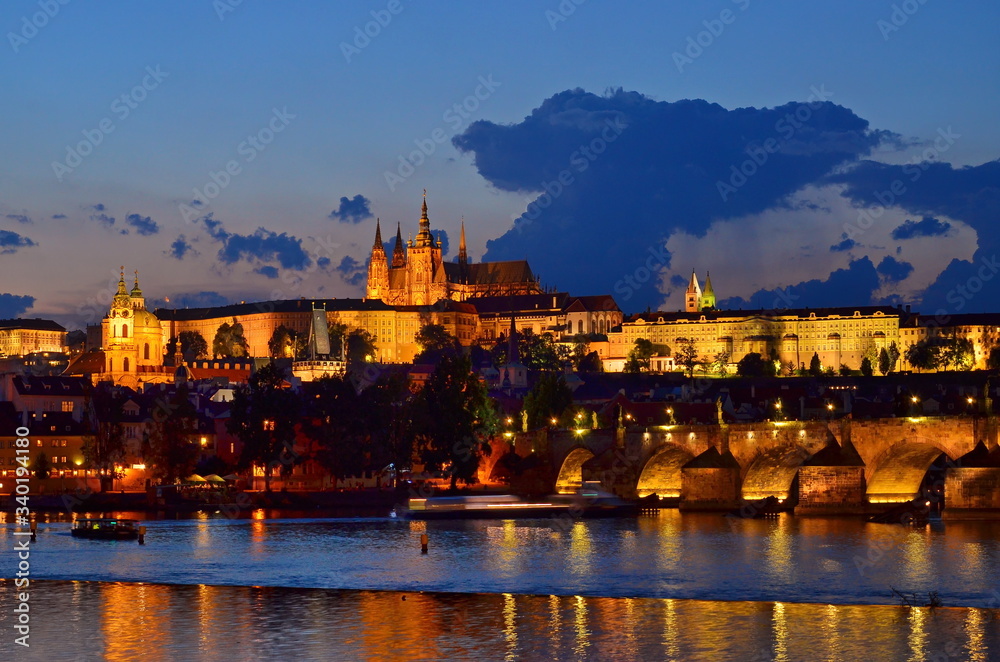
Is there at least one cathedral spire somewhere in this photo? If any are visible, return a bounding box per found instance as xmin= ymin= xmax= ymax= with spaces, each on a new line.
xmin=415 ymin=190 xmax=433 ymax=247
xmin=458 ymin=217 xmax=468 ymax=266
xmin=685 ymin=269 xmax=702 ymax=313
xmin=373 ymin=218 xmax=383 ymax=248
xmin=700 ymin=271 xmax=716 ymax=311
xmin=391 ymin=222 xmax=406 ymax=268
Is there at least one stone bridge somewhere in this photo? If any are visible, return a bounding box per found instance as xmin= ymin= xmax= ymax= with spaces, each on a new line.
xmin=516 ymin=416 xmax=1000 ymax=516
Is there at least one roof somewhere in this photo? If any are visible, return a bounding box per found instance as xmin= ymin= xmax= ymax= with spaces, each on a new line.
xmin=444 ymin=260 xmax=536 ymax=285
xmin=155 ymin=298 xmax=394 ymax=321
xmin=466 ymin=293 xmax=570 ymax=314
xmin=629 ymin=306 xmax=905 ymax=324
xmin=11 ymin=375 xmax=90 ymax=396
xmin=63 ymin=350 xmax=106 ymax=375
xmin=565 ymin=295 xmax=621 ymax=314
xmin=0 ymin=318 xmax=66 ymax=332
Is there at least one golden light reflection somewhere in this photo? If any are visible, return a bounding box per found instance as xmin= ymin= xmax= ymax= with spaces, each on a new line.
xmin=503 ymin=592 xmax=517 ymax=662
xmin=662 ymin=598 xmax=679 ymax=661
xmin=907 ymin=606 xmax=928 ymax=661
xmin=548 ymin=594 xmax=563 ymax=658
xmin=568 ymin=521 xmax=593 ymax=576
xmin=823 ymin=604 xmax=841 ymax=660
xmin=772 ymin=602 xmax=789 ymax=662
xmin=574 ymin=595 xmax=590 ymax=658
xmin=965 ymin=608 xmax=987 ymax=662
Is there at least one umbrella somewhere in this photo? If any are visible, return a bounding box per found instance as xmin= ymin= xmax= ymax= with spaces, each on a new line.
xmin=184 ymin=474 xmax=207 ymax=483
xmin=222 ymin=474 xmax=239 ymax=481
xmin=204 ymin=474 xmax=227 ymax=483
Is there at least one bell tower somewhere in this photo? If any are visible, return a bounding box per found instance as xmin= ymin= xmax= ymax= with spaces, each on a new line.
xmin=685 ymin=270 xmax=702 ymax=313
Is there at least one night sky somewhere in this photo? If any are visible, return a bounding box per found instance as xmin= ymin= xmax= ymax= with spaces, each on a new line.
xmin=1 ymin=1 xmax=997 ymax=328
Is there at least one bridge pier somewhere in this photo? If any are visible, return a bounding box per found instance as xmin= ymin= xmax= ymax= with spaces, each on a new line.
xmin=795 ymin=438 xmax=868 ymax=516
xmin=679 ymin=447 xmax=741 ymax=511
xmin=943 ymin=443 xmax=1000 ymax=520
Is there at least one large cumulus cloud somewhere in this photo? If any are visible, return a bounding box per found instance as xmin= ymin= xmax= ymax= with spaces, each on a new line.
xmin=452 ymin=88 xmax=887 ymax=310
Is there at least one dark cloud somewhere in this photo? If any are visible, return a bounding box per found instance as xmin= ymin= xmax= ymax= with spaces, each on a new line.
xmin=91 ymin=203 xmax=106 ymax=212
xmin=826 ymin=159 xmax=1000 ymax=311
xmin=0 ymin=230 xmax=37 ymax=254
xmin=829 ymin=236 xmax=857 ymax=252
xmin=6 ymin=214 xmax=32 ymax=224
xmin=125 ymin=213 xmax=160 ymax=236
xmin=167 ymin=235 xmax=197 ymax=260
xmin=155 ymin=291 xmax=232 ymax=309
xmin=0 ymin=293 xmax=35 ymax=317
xmin=718 ymin=257 xmax=881 ymax=310
xmin=198 ymin=214 xmax=311 ymax=271
xmin=51 ymin=214 xmax=66 ymax=219
xmin=317 ymin=256 xmax=331 ymax=269
xmin=452 ymin=88 xmax=885 ymax=310
xmin=255 ymin=266 xmax=279 ymax=279
xmin=329 ymin=194 xmax=373 ymax=224
xmin=432 ymin=229 xmax=449 ymax=257
xmin=335 ymin=255 xmax=366 ymax=287
xmin=876 ymin=255 xmax=914 ymax=283
xmin=890 ymin=216 xmax=952 ymax=240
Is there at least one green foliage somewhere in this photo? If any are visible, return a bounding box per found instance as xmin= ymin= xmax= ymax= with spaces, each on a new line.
xmin=887 ymin=341 xmax=900 ymax=373
xmin=213 ymin=321 xmax=249 ymax=358
xmin=860 ymin=356 xmax=874 ymax=377
xmin=675 ymin=340 xmax=700 ymax=378
xmin=839 ymin=364 xmax=853 ymax=377
xmin=167 ymin=331 xmax=209 ymax=360
xmin=578 ymin=351 xmax=603 ymax=372
xmin=413 ymin=323 xmax=461 ymax=364
xmin=31 ymin=452 xmax=51 ymax=480
xmin=711 ymin=350 xmax=730 ymax=376
xmin=809 ymin=352 xmax=822 ymax=377
xmin=267 ymin=325 xmax=307 ymax=359
xmin=143 ymin=384 xmax=200 ymax=484
xmin=624 ymin=338 xmax=654 ymax=373
xmin=736 ymin=352 xmax=769 ymax=378
xmin=227 ymin=363 xmax=301 ymax=490
xmin=407 ymin=354 xmax=495 ymax=489
xmin=988 ymin=346 xmax=1000 ymax=371
xmin=905 ymin=336 xmax=975 ymax=371
xmin=878 ymin=347 xmax=892 ymax=376
xmin=523 ymin=373 xmax=574 ymax=429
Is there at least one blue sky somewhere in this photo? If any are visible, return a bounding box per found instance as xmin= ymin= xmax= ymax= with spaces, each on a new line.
xmin=1 ymin=1 xmax=998 ymax=327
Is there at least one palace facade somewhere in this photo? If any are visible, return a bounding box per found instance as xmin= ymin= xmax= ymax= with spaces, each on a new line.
xmin=366 ymin=194 xmax=543 ymax=306
xmin=0 ymin=318 xmax=66 ymax=356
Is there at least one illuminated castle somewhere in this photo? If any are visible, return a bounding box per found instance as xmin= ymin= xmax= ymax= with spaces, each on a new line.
xmin=366 ymin=192 xmax=543 ymax=306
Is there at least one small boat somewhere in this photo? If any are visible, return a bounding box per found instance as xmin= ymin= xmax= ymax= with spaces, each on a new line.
xmin=71 ymin=518 xmax=140 ymax=540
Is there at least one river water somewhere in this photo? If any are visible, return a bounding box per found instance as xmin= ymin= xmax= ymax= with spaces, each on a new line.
xmin=3 ymin=510 xmax=1000 ymax=659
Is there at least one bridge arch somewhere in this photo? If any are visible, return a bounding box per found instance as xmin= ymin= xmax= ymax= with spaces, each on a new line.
xmin=636 ymin=444 xmax=696 ymax=498
xmin=866 ymin=440 xmax=952 ymax=503
xmin=740 ymin=444 xmax=812 ymax=502
xmin=555 ymin=447 xmax=595 ymax=494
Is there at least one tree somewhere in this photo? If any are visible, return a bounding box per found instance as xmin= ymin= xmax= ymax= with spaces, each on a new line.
xmin=711 ymin=350 xmax=730 ymax=376
xmin=737 ymin=352 xmax=768 ymax=378
xmin=578 ymin=351 xmax=603 ymax=372
xmin=988 ymin=346 xmax=1000 ymax=371
xmin=213 ymin=321 xmax=249 ymax=358
xmin=624 ymin=338 xmax=654 ymax=373
xmin=166 ymin=331 xmax=209 ymax=360
xmin=523 ymin=373 xmax=574 ymax=429
xmin=300 ymin=376 xmax=370 ymax=486
xmin=414 ymin=324 xmax=461 ymax=364
xmin=143 ymin=384 xmax=200 ymax=484
xmin=407 ymin=354 xmax=496 ymax=489
xmin=31 ymin=452 xmax=51 ymax=480
xmin=941 ymin=337 xmax=974 ymax=370
xmin=838 ymin=364 xmax=852 ymax=377
xmin=905 ymin=339 xmax=937 ymax=372
xmin=887 ymin=341 xmax=901 ymax=374
xmin=227 ymin=363 xmax=301 ymax=491
xmin=860 ymin=356 xmax=874 ymax=377
xmin=809 ymin=352 xmax=822 ymax=377
xmin=82 ymin=385 xmax=128 ymax=492
xmin=675 ymin=340 xmax=699 ymax=378
xmin=346 ymin=328 xmax=377 ymax=368
xmin=267 ymin=325 xmax=303 ymax=359
xmin=878 ymin=347 xmax=892 ymax=376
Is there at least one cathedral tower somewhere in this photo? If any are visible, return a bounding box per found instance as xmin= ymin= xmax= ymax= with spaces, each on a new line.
xmin=366 ymin=218 xmax=389 ymax=300
xmin=685 ymin=270 xmax=702 ymax=313
xmin=700 ymin=271 xmax=716 ymax=310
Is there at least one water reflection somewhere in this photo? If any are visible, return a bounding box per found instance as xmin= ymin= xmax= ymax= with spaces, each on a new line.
xmin=2 ymin=581 xmax=998 ymax=661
